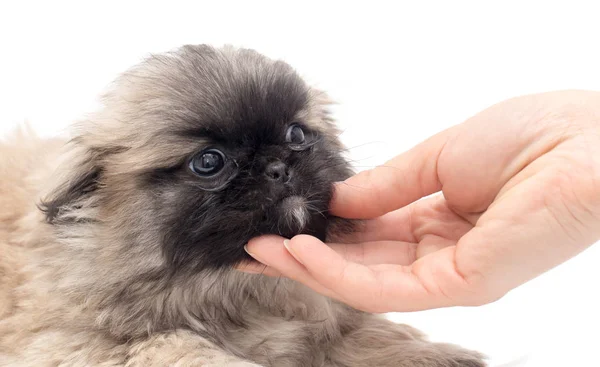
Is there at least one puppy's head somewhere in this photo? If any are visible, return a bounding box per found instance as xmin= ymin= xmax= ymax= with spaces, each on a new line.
xmin=42 ymin=45 xmax=352 ymax=271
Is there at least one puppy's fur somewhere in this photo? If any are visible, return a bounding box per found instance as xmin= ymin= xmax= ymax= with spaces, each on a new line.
xmin=0 ymin=45 xmax=485 ymax=366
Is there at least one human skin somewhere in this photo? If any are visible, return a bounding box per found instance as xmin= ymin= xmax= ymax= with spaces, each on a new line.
xmin=239 ymin=90 xmax=600 ymax=313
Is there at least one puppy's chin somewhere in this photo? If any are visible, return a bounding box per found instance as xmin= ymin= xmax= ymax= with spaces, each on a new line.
xmin=280 ymin=195 xmax=309 ymax=231
xmin=272 ymin=195 xmax=328 ymax=241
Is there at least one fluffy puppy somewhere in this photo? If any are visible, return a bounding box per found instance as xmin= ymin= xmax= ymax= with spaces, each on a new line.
xmin=0 ymin=45 xmax=485 ymax=367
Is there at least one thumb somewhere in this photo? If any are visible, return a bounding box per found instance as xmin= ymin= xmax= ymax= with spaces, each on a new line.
xmin=331 ymin=129 xmax=451 ymax=219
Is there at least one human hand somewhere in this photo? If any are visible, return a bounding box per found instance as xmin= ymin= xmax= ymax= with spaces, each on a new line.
xmin=240 ymin=90 xmax=600 ymax=313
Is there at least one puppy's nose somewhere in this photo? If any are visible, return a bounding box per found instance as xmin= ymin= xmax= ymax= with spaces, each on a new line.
xmin=265 ymin=161 xmax=291 ymax=183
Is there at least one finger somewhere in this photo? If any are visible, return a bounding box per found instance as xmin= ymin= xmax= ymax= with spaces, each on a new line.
xmin=284 ymin=235 xmax=446 ymax=312
xmin=348 ymin=194 xmax=473 ymax=243
xmin=347 ymin=201 xmax=418 ymax=243
xmin=235 ymin=260 xmax=280 ymax=277
xmin=421 ymin=93 xmax=570 ymax=214
xmin=333 ymin=93 xmax=572 ymax=220
xmin=249 ymin=235 xmax=462 ymax=312
xmin=246 ymin=236 xmax=419 ymax=310
xmin=415 ymin=234 xmax=456 ymax=258
xmin=244 ymin=235 xmax=340 ymax=298
xmin=243 ymin=236 xmax=418 ymax=296
xmin=330 ymin=129 xmax=451 ymax=219
xmin=329 ymin=240 xmax=418 ymax=266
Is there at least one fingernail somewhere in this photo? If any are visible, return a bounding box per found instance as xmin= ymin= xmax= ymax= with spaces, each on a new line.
xmin=283 ymin=239 xmax=304 ymax=265
xmin=244 ymin=244 xmax=262 ymax=261
xmin=241 ymin=246 xmax=266 ymax=273
xmin=244 ymin=245 xmax=262 ymax=263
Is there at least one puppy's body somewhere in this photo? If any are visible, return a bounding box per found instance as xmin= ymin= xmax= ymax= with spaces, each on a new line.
xmin=0 ymin=46 xmax=484 ymax=367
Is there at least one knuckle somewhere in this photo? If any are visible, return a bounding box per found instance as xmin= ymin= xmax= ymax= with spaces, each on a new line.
xmin=451 ymin=278 xmax=502 ymax=307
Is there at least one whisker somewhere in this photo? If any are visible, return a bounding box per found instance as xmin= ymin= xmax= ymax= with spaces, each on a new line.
xmin=341 ymin=141 xmax=386 ymax=152
xmin=259 ymin=263 xmax=268 ymax=276
xmin=272 ymin=275 xmax=283 ymax=297
xmin=339 ymin=181 xmax=370 ymax=191
xmin=375 ymin=164 xmax=403 ymax=171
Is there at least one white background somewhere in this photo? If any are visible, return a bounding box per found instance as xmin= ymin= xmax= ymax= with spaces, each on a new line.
xmin=1 ymin=1 xmax=599 ymax=366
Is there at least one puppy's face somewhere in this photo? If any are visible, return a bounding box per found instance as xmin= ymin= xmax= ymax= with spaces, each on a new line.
xmin=43 ymin=45 xmax=351 ymax=271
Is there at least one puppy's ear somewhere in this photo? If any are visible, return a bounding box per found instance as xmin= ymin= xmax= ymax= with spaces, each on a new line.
xmin=39 ymin=145 xmax=103 ymax=224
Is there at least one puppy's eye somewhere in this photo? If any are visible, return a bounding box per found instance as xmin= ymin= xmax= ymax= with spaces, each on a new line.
xmin=285 ymin=124 xmax=305 ymax=144
xmin=189 ymin=149 xmax=225 ymax=176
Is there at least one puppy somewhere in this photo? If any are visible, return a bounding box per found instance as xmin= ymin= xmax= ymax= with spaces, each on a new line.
xmin=0 ymin=45 xmax=485 ymax=366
